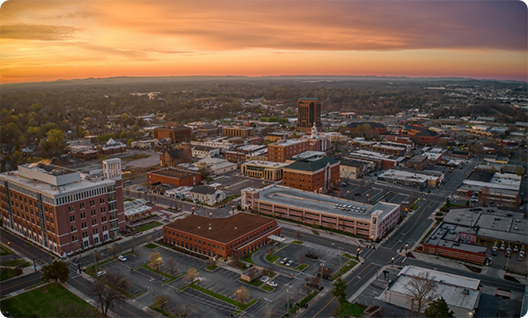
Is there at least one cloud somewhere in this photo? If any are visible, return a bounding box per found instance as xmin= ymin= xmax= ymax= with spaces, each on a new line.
xmin=0 ymin=23 xmax=79 ymax=41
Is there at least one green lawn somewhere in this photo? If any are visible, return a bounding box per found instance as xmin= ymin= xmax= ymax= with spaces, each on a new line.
xmin=0 ymin=283 xmax=98 ymax=317
xmin=150 ymin=305 xmax=177 ymax=318
xmin=145 ymin=243 xmax=159 ymax=249
xmin=334 ymin=302 xmax=367 ymax=318
xmin=265 ymin=254 xmax=279 ymax=263
xmin=0 ymin=268 xmax=18 ymax=281
xmin=190 ymin=284 xmax=257 ymax=310
xmin=0 ymin=244 xmax=13 ymax=256
xmin=295 ymin=264 xmax=308 ymax=271
xmin=241 ymin=249 xmax=259 ymax=264
xmin=2 ymin=258 xmax=31 ymax=267
xmin=237 ymin=279 xmax=264 ymax=287
xmin=136 ymin=221 xmax=163 ymax=232
xmin=331 ymin=260 xmax=358 ymax=281
xmin=206 ymin=264 xmax=218 ymax=271
xmin=292 ymin=241 xmax=304 ymax=245
xmin=261 ymin=285 xmax=274 ymax=292
xmin=343 ymin=253 xmax=359 ymax=261
xmin=312 ymin=229 xmax=320 ymax=235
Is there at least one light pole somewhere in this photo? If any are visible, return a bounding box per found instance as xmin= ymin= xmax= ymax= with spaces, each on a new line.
xmin=391 ymin=257 xmax=395 ymax=268
xmin=356 ymin=247 xmax=360 ymax=260
xmin=232 ymin=204 xmax=235 ymax=215
xmin=318 ymin=261 xmax=325 ymax=290
xmin=209 ymin=212 xmax=212 ymax=218
xmin=192 ymin=206 xmax=195 ymax=215
xmin=405 ymin=243 xmax=409 ymax=253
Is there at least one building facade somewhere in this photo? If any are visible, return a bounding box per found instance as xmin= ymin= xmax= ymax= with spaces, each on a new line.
xmin=282 ymin=157 xmax=340 ymax=193
xmin=154 ymin=126 xmax=192 ymax=143
xmin=222 ymin=126 xmax=254 ymax=137
xmin=267 ymin=139 xmax=310 ymax=162
xmin=186 ymin=186 xmax=226 ymax=205
xmin=296 ymin=98 xmax=322 ymax=132
xmin=0 ymin=159 xmax=126 ymax=257
xmin=241 ymin=160 xmax=289 ymax=181
xmin=163 ymin=213 xmax=281 ymax=260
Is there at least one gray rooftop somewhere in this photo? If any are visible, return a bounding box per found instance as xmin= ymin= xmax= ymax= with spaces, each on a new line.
xmin=257 ymin=186 xmax=398 ymax=221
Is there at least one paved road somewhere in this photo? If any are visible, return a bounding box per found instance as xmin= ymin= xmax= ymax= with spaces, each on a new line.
xmin=0 ymin=272 xmax=43 ymax=295
xmin=0 ymin=228 xmax=53 ymax=265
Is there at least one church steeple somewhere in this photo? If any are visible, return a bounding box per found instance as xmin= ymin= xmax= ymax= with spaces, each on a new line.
xmin=311 ymin=122 xmax=318 ymax=138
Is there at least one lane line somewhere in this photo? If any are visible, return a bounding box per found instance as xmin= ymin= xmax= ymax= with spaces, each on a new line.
xmin=0 ymin=276 xmax=42 ymax=294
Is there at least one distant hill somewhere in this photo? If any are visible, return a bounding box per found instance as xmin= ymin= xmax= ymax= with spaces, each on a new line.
xmin=1 ymin=75 xmax=525 ymax=91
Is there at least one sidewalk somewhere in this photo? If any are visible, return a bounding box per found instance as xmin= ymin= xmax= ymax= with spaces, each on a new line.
xmin=278 ymin=221 xmax=362 ymax=246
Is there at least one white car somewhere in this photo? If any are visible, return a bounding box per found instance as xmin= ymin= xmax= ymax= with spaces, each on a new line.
xmin=267 ymin=281 xmax=278 ymax=288
xmin=118 ymin=255 xmax=127 ymax=262
xmin=97 ymin=270 xmax=106 ymax=276
xmin=286 ymin=260 xmax=294 ymax=267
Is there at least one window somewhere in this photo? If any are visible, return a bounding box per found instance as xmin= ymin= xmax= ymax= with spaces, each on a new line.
xmin=82 ymin=232 xmax=88 ymax=238
xmin=50 ymin=218 xmax=54 ymax=224
xmin=101 ymin=207 xmax=106 ymax=213
xmin=81 ymin=222 xmax=87 ymax=229
xmin=102 ymin=225 xmax=108 ymax=231
xmin=94 ymin=237 xmax=99 ymax=244
xmin=212 ymin=244 xmax=216 ymax=248
xmin=92 ymin=219 xmax=97 ymax=226
xmin=69 ymin=215 xmax=75 ymax=222
xmin=90 ymin=200 xmax=95 ymax=207
xmin=91 ymin=210 xmax=96 ymax=217
xmin=68 ymin=205 xmax=75 ymax=213
xmin=80 ymin=203 xmax=85 ymax=209
xmin=71 ymin=225 xmax=77 ymax=231
xmin=101 ymin=216 xmax=107 ymax=223
xmin=80 ymin=212 xmax=86 ymax=219
xmin=93 ymin=228 xmax=98 ymax=234
xmin=100 ymin=198 xmax=105 ymax=204
xmin=71 ymin=235 xmax=78 ymax=241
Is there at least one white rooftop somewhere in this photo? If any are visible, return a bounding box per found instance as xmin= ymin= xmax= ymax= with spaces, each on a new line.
xmin=243 ymin=160 xmax=289 ymax=168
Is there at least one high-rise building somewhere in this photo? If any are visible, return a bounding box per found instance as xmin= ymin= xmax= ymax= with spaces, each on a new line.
xmin=296 ymin=98 xmax=322 ymax=132
xmin=0 ymin=159 xmax=126 ymax=257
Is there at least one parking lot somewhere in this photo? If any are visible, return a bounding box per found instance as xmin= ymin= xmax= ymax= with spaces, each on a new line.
xmin=214 ymin=173 xmax=275 ymax=195
xmin=486 ymin=246 xmax=528 ymax=275
xmin=339 ymin=184 xmax=388 ymax=205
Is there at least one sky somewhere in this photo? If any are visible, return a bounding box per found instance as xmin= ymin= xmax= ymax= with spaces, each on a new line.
xmin=0 ymin=0 xmax=527 ymax=83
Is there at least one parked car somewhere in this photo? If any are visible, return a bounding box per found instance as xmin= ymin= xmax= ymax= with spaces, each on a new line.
xmin=97 ymin=270 xmax=106 ymax=276
xmin=518 ymin=252 xmax=524 ymax=261
xmin=135 ymin=231 xmax=143 ymax=236
xmin=118 ymin=255 xmax=127 ymax=262
xmin=513 ymin=245 xmax=519 ymax=253
xmin=260 ymin=276 xmax=270 ymax=283
xmin=484 ymin=257 xmax=492 ymax=266
xmin=506 ymin=248 xmax=512 ymax=257
xmin=286 ymin=260 xmax=294 ymax=267
xmin=491 ymin=247 xmax=498 ymax=256
xmin=136 ymin=187 xmax=144 ymax=191
xmin=267 ymin=281 xmax=278 ymax=288
xmin=279 ymin=258 xmax=288 ymax=265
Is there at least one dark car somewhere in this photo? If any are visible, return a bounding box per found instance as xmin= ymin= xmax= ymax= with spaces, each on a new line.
xmin=484 ymin=257 xmax=492 ymax=266
xmin=491 ymin=248 xmax=498 ymax=256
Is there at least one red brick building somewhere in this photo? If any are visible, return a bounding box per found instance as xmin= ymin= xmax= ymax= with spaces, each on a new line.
xmin=296 ymin=98 xmax=322 ymax=132
xmin=344 ymin=122 xmax=387 ymax=135
xmin=283 ymin=157 xmax=340 ymax=193
xmin=225 ymin=151 xmax=247 ymax=164
xmin=163 ymin=213 xmax=281 ymax=260
xmin=267 ymin=139 xmax=310 ymax=162
xmin=0 ymin=159 xmax=126 ymax=257
xmin=159 ymin=143 xmax=192 ymax=166
xmin=147 ymin=168 xmax=201 ymax=187
xmin=154 ymin=126 xmax=192 ymax=143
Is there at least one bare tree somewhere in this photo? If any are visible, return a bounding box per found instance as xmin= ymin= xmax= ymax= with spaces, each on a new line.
xmin=95 ymin=252 xmax=101 ymax=265
xmin=299 ymin=253 xmax=306 ymax=265
xmin=109 ymin=244 xmax=122 ymax=258
xmin=145 ymin=235 xmax=153 ymax=244
xmin=295 ymin=230 xmax=302 ymax=241
xmin=130 ymin=242 xmax=136 ymax=254
xmin=175 ymin=303 xmax=196 ymax=318
xmin=265 ymin=308 xmax=278 ymax=318
xmin=234 ymin=286 xmax=250 ymax=305
xmin=91 ymin=269 xmax=131 ymax=317
xmin=403 ymin=272 xmax=438 ymax=318
xmin=267 ymin=246 xmax=275 ymax=256
xmin=168 ymin=258 xmax=179 ymax=276
xmin=149 ymin=252 xmax=163 ymax=271
xmin=153 ymin=295 xmax=171 ymax=311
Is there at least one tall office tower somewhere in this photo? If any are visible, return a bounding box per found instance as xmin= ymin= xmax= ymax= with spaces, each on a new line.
xmin=0 ymin=159 xmax=126 ymax=257
xmin=296 ymin=98 xmax=322 ymax=132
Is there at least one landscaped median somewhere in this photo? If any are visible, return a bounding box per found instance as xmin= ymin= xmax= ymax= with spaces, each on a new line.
xmin=330 ymin=253 xmax=359 ymax=281
xmin=136 ymin=263 xmax=185 ymax=285
xmin=179 ymin=282 xmax=258 ymax=316
xmin=237 ymin=278 xmax=278 ymax=292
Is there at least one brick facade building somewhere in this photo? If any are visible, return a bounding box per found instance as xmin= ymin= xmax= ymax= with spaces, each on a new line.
xmin=154 ymin=126 xmax=192 ymax=143
xmin=296 ymin=98 xmax=322 ymax=132
xmin=147 ymin=168 xmax=201 ymax=187
xmin=0 ymin=159 xmax=125 ymax=257
xmin=159 ymin=143 xmax=192 ymax=166
xmin=399 ymin=125 xmax=440 ymax=145
xmin=267 ymin=139 xmax=310 ymax=162
xmin=163 ymin=213 xmax=281 ymax=260
xmin=282 ymin=157 xmax=340 ymax=193
xmin=222 ymin=126 xmax=254 ymax=137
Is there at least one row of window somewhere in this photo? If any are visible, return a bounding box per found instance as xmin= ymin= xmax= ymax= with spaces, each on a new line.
xmin=57 ymin=187 xmax=108 ymax=206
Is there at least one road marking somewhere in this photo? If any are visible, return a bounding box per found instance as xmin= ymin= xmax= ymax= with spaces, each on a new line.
xmin=388 ymin=201 xmax=436 ymax=249
xmin=0 ymin=276 xmax=42 ymax=294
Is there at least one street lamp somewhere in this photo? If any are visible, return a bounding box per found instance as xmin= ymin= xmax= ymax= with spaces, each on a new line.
xmin=356 ymin=247 xmax=360 ymax=259
xmin=192 ymin=206 xmax=195 ymax=215
xmin=232 ymin=204 xmax=235 ymax=215
xmin=405 ymin=243 xmax=409 ymax=253
xmin=391 ymin=257 xmax=395 ymax=268
xmin=209 ymin=212 xmax=212 ymax=218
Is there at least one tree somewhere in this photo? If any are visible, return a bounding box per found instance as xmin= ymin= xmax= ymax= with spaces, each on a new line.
xmin=295 ymin=230 xmax=302 ymax=241
xmin=424 ymin=297 xmax=455 ymax=318
xmin=184 ymin=267 xmax=199 ymax=282
xmin=168 ymin=258 xmax=179 ymax=276
xmin=149 ymin=252 xmax=163 ymax=271
xmin=234 ymin=286 xmax=250 ymax=305
xmin=153 ymin=295 xmax=171 ymax=311
xmin=299 ymin=253 xmax=306 ymax=264
xmin=175 ymin=303 xmax=196 ymax=318
xmin=91 ymin=269 xmax=131 ymax=317
xmin=41 ymin=261 xmax=69 ymax=283
xmin=109 ymin=244 xmax=122 ymax=258
xmin=331 ymin=276 xmax=347 ymax=306
xmin=445 ymin=199 xmax=450 ymax=209
xmin=95 ymin=252 xmax=101 ymax=266
xmin=130 ymin=242 xmax=136 ymax=254
xmin=145 ymin=235 xmax=153 ymax=244
xmin=403 ymin=272 xmax=438 ymax=317
xmin=126 ymin=188 xmax=130 ymax=196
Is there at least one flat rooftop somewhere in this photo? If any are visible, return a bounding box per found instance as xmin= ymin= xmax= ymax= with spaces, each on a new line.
xmin=164 ymin=213 xmax=276 ymax=244
xmin=148 ymin=168 xmax=200 ymax=179
xmin=271 ymin=139 xmax=307 ymax=146
xmin=467 ymin=171 xmax=494 ymax=183
xmin=391 ymin=266 xmax=480 ymax=310
xmin=243 ymin=160 xmax=289 ymax=168
xmin=257 ymin=186 xmax=398 ymax=221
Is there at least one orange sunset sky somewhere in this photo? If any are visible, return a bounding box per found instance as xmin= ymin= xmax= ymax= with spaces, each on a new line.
xmin=1 ymin=0 xmax=527 ymax=83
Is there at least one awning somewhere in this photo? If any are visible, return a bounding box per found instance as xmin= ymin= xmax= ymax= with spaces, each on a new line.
xmin=268 ymin=235 xmax=286 ymax=243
